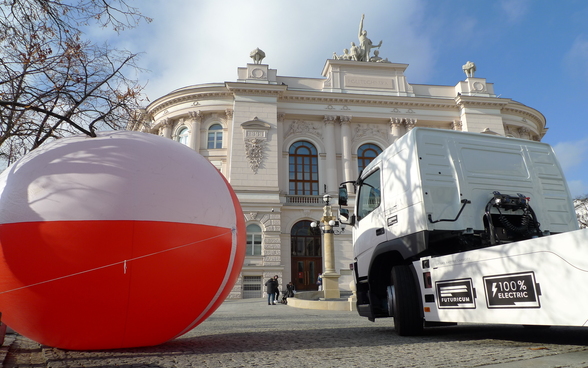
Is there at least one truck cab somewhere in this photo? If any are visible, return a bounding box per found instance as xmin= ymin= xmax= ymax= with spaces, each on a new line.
xmin=339 ymin=128 xmax=579 ymax=335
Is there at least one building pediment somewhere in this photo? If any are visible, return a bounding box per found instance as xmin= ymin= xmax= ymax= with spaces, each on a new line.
xmin=321 ymin=59 xmax=414 ymax=97
xmin=241 ymin=117 xmax=271 ymax=131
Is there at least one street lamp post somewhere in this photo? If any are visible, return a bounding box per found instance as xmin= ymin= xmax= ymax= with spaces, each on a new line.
xmin=311 ymin=194 xmax=341 ymax=299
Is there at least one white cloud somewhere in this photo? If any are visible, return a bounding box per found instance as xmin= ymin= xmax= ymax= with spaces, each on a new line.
xmin=93 ymin=0 xmax=433 ymax=100
xmin=499 ymin=0 xmax=530 ymax=23
xmin=553 ymin=138 xmax=588 ymax=197
xmin=564 ymin=34 xmax=588 ymax=82
xmin=553 ymin=138 xmax=588 ymax=171
xmin=567 ymin=180 xmax=588 ymax=198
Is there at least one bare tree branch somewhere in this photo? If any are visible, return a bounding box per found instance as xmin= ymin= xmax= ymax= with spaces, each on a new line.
xmin=0 ymin=0 xmax=151 ymax=167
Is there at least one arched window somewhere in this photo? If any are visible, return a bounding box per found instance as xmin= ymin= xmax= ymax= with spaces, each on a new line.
xmin=290 ymin=220 xmax=321 ymax=257
xmin=207 ymin=124 xmax=223 ymax=149
xmin=176 ymin=127 xmax=189 ymax=146
xmin=289 ymin=141 xmax=318 ymax=195
xmin=246 ymin=224 xmax=262 ymax=256
xmin=357 ymin=143 xmax=382 ymax=173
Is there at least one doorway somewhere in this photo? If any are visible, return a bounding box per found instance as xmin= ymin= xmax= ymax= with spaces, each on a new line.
xmin=291 ymin=257 xmax=322 ymax=291
xmin=290 ymin=220 xmax=322 ymax=291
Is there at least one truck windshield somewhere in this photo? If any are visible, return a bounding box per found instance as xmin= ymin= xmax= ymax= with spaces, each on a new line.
xmin=356 ymin=169 xmax=381 ymax=221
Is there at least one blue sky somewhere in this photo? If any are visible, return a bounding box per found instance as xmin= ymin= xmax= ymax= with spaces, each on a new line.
xmin=103 ymin=0 xmax=588 ymax=197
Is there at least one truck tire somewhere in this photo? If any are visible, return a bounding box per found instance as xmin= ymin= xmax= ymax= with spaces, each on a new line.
xmin=391 ymin=265 xmax=423 ymax=336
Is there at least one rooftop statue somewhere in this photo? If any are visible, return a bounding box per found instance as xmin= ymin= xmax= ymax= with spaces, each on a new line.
xmin=250 ymin=48 xmax=266 ymax=64
xmin=333 ymin=48 xmax=351 ymax=60
xmin=358 ymin=14 xmax=382 ymax=62
xmin=369 ymin=50 xmax=390 ymax=63
xmin=332 ymin=14 xmax=384 ymax=62
xmin=463 ymin=61 xmax=476 ymax=78
xmin=350 ymin=42 xmax=361 ymax=61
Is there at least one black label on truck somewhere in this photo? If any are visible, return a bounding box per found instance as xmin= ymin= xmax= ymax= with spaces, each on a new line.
xmin=436 ymin=278 xmax=476 ymax=309
xmin=483 ymin=272 xmax=540 ymax=309
xmin=387 ymin=215 xmax=398 ymax=226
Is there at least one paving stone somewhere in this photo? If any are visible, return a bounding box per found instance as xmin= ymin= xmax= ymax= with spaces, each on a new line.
xmin=1 ymin=299 xmax=587 ymax=367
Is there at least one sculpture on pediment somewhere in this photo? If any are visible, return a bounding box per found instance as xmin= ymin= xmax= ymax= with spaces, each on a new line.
xmin=332 ymin=14 xmax=385 ymax=62
xmin=358 ymin=14 xmax=382 ymax=62
xmin=334 ymin=48 xmax=352 ymax=60
xmin=463 ymin=61 xmax=476 ymax=78
xmin=369 ymin=50 xmax=390 ymax=63
xmin=350 ymin=42 xmax=361 ymax=61
xmin=250 ymin=48 xmax=266 ymax=64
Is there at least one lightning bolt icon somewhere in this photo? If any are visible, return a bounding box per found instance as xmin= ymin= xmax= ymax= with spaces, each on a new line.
xmin=492 ymin=282 xmax=497 ymax=297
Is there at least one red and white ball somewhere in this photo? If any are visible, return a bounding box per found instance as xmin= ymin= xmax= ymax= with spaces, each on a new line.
xmin=0 ymin=131 xmax=245 ymax=350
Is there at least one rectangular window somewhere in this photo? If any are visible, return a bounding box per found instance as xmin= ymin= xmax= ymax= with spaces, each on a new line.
xmin=207 ymin=133 xmax=215 ymax=149
xmin=243 ymin=276 xmax=262 ymax=299
xmin=246 ymin=234 xmax=262 ymax=256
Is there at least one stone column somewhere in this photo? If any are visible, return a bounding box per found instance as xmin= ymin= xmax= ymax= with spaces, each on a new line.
xmin=518 ymin=127 xmax=530 ymax=140
xmin=188 ymin=111 xmax=202 ymax=151
xmin=323 ymin=115 xmax=338 ymax=195
xmin=390 ymin=118 xmax=403 ymax=143
xmin=160 ymin=118 xmax=172 ymax=139
xmin=451 ymin=120 xmax=463 ymax=131
xmin=320 ymin=198 xmax=340 ymax=299
xmin=405 ymin=118 xmax=417 ymax=131
xmin=340 ymin=115 xmax=353 ymax=187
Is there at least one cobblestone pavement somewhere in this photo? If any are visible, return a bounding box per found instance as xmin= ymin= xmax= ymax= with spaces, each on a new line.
xmin=1 ymin=299 xmax=588 ymax=367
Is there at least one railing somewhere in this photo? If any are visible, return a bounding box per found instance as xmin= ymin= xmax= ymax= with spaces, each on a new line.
xmin=285 ymin=195 xmax=324 ymax=205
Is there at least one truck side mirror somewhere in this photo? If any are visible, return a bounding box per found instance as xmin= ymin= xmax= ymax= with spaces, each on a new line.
xmin=339 ymin=208 xmax=355 ymax=226
xmin=339 ymin=208 xmax=349 ymax=220
xmin=338 ymin=186 xmax=348 ymax=206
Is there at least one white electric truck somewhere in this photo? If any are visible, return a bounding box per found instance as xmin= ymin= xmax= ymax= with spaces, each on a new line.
xmin=338 ymin=127 xmax=587 ymax=335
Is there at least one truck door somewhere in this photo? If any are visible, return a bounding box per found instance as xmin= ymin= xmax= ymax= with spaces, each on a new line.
xmin=354 ymin=168 xmax=386 ymax=278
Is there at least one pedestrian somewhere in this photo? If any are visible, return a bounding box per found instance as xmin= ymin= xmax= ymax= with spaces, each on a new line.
xmin=317 ymin=273 xmax=323 ymax=291
xmin=265 ymin=275 xmax=279 ymax=305
xmin=286 ymin=281 xmax=295 ymax=297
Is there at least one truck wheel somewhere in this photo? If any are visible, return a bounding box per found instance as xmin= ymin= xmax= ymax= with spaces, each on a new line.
xmin=391 ymin=265 xmax=423 ymax=336
xmin=386 ymin=285 xmax=395 ymax=317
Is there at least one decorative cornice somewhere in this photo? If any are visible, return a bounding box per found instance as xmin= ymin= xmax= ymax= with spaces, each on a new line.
xmin=145 ymin=85 xmax=545 ymax=137
xmin=502 ymin=107 xmax=545 ymax=126
xmin=148 ymin=92 xmax=233 ymax=116
xmin=455 ymin=96 xmax=509 ymax=109
xmin=280 ymin=94 xmax=460 ymax=110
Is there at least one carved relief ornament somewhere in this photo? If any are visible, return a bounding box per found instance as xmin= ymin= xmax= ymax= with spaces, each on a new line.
xmin=353 ymin=123 xmax=387 ymax=143
xmin=284 ymin=120 xmax=323 ymax=140
xmin=242 ymin=118 xmax=271 ymax=174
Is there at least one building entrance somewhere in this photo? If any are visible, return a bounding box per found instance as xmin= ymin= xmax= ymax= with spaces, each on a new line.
xmin=291 ymin=257 xmax=322 ymax=291
xmin=290 ymin=220 xmax=322 ymax=291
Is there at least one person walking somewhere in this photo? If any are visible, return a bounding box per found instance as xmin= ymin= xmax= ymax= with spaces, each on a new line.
xmin=265 ymin=275 xmax=279 ymax=305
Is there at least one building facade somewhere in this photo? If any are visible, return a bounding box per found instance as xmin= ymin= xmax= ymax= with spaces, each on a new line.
xmin=132 ymin=56 xmax=546 ymax=299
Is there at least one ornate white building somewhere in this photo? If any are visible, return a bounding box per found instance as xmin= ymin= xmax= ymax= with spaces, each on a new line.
xmin=132 ymin=53 xmax=546 ymax=298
